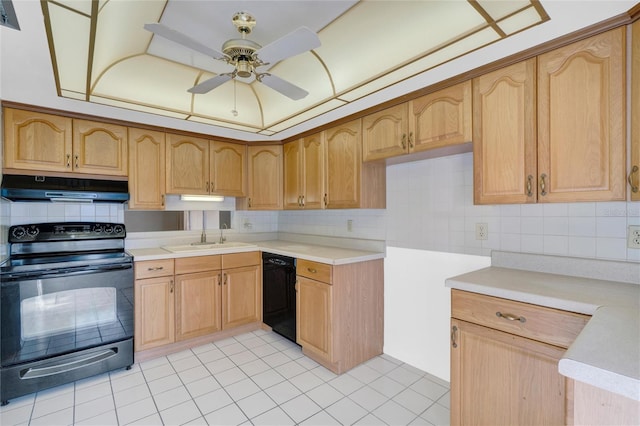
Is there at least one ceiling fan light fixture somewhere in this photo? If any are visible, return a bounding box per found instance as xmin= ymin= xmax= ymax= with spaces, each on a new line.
xmin=235 ymin=58 xmax=253 ymax=78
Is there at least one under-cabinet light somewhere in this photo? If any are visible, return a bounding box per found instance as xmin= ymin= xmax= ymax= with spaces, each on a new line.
xmin=180 ymin=195 xmax=224 ymax=202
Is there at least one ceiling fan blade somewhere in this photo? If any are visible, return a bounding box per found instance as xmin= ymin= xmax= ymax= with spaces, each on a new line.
xmin=188 ymin=74 xmax=233 ymax=94
xmin=258 ymin=74 xmax=308 ymax=100
xmin=145 ymin=23 xmax=227 ymax=60
xmin=256 ymin=27 xmax=321 ymax=66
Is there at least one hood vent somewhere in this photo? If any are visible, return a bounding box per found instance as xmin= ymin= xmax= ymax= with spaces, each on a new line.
xmin=1 ymin=174 xmax=129 ymax=203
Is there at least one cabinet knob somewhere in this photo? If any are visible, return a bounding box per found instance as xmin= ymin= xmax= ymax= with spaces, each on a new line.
xmin=307 ymin=268 xmax=317 ymax=274
xmin=629 ymin=165 xmax=639 ymax=193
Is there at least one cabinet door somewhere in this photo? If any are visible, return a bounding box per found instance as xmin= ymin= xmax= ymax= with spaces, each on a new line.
xmin=538 ymin=27 xmax=626 ymax=202
xmin=128 ymin=128 xmax=165 ymax=210
xmin=325 ymin=119 xmax=362 ymax=209
xmin=245 ymin=145 xmax=283 ymax=210
xmin=450 ymin=318 xmax=568 ymax=426
xmin=301 ymin=133 xmax=325 ymax=209
xmin=3 ymin=108 xmax=72 ymax=172
xmin=631 ymin=20 xmax=640 ymax=201
xmin=283 ymin=140 xmax=303 ymax=210
xmin=210 ymin=141 xmax=246 ymax=196
xmin=296 ymin=276 xmax=332 ymax=361
xmin=134 ymin=276 xmax=175 ymax=351
xmin=362 ymin=104 xmax=408 ymax=161
xmin=221 ymin=265 xmax=260 ymax=329
xmin=166 ymin=134 xmax=209 ymax=194
xmin=410 ymin=81 xmax=472 ymax=152
xmin=175 ymin=271 xmax=222 ymax=341
xmin=73 ymin=119 xmax=128 ymax=176
xmin=473 ymin=59 xmax=537 ymax=205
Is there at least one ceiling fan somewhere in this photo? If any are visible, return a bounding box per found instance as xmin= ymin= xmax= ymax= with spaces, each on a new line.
xmin=145 ymin=11 xmax=320 ymax=100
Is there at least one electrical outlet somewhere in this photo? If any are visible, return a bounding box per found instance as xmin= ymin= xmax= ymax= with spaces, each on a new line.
xmin=347 ymin=219 xmax=353 ymax=232
xmin=628 ymin=225 xmax=640 ymax=249
xmin=476 ymin=223 xmax=488 ymax=240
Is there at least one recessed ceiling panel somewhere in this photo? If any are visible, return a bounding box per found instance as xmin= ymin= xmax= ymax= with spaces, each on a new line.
xmin=42 ymin=0 xmax=549 ymax=136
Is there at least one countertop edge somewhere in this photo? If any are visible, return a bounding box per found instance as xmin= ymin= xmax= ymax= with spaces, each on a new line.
xmin=445 ymin=268 xmax=640 ymax=401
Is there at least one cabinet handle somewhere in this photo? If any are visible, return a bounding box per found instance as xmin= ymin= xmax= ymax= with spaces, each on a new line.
xmin=74 ymin=154 xmax=79 ymax=169
xmin=206 ymin=181 xmax=210 ymax=192
xmin=629 ymin=165 xmax=639 ymax=193
xmin=451 ymin=325 xmax=458 ymax=348
xmin=307 ymin=267 xmax=317 ymax=274
xmin=223 ymin=273 xmax=228 ymax=285
xmin=401 ymin=133 xmax=407 ymax=150
xmin=323 ymin=193 xmax=328 ymax=207
xmin=147 ymin=266 xmax=164 ymax=271
xmin=218 ymin=274 xmax=222 ymax=285
xmin=161 ymin=194 xmax=165 ymax=207
xmin=408 ymin=132 xmax=414 ymax=149
xmin=66 ymin=154 xmax=71 ymax=168
xmin=170 ymin=280 xmax=174 ymax=293
xmin=298 ymin=195 xmax=302 ymax=207
xmin=248 ymin=198 xmax=252 ymax=208
xmin=496 ymin=311 xmax=526 ymax=323
xmin=526 ymin=175 xmax=533 ymax=197
xmin=539 ymin=173 xmax=548 ymax=196
xmin=301 ymin=195 xmax=305 ymax=207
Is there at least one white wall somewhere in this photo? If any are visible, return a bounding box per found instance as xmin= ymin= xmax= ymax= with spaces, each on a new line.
xmin=384 ymin=248 xmax=489 ymax=382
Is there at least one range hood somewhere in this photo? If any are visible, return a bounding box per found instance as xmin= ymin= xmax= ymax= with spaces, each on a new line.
xmin=0 ymin=174 xmax=129 ymax=203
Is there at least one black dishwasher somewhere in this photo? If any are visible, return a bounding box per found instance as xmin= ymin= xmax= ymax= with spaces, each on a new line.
xmin=262 ymin=252 xmax=297 ymax=343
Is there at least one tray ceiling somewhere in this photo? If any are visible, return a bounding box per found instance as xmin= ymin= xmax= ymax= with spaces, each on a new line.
xmin=42 ymin=0 xmax=549 ymax=136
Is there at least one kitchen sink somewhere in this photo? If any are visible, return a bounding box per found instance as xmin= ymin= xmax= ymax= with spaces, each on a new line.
xmin=162 ymin=241 xmax=255 ymax=253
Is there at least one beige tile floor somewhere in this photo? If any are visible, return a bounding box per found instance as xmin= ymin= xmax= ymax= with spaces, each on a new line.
xmin=0 ymin=329 xmax=450 ymax=425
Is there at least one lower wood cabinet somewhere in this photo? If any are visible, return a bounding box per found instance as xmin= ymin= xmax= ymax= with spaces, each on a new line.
xmin=450 ymin=289 xmax=590 ymax=426
xmin=296 ymin=258 xmax=383 ymax=374
xmin=134 ymin=252 xmax=260 ymax=353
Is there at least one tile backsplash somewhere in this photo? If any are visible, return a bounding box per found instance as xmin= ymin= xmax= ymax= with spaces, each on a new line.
xmin=8 ymin=202 xmax=124 ymax=225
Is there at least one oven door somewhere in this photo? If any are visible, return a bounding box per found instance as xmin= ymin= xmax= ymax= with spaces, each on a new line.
xmin=1 ymin=262 xmax=134 ymax=368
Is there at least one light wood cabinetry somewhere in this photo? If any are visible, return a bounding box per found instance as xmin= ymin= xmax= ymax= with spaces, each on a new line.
xmin=283 ymin=133 xmax=325 ymax=209
xmin=631 ymin=19 xmax=640 ymax=201
xmin=475 ymin=28 xmax=626 ymax=204
xmin=238 ymin=145 xmax=283 ymax=210
xmin=166 ymin=135 xmax=246 ymax=196
xmin=296 ymin=258 xmax=384 ymax=374
xmin=174 ymin=255 xmax=222 ymax=341
xmin=537 ymin=27 xmax=626 ymax=202
xmin=134 ymin=259 xmax=175 ymax=352
xmin=134 ymin=252 xmax=260 ymax=352
xmin=4 ymin=109 xmax=127 ymax=176
xmin=450 ymin=289 xmax=590 ymax=426
xmin=362 ymin=81 xmax=472 ymax=162
xmin=473 ymin=59 xmax=537 ymax=204
xmin=128 ymin=128 xmax=166 ymax=210
xmin=324 ymin=119 xmax=386 ymax=209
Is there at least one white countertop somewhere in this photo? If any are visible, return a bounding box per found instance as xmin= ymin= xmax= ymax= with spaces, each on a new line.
xmin=446 ymin=266 xmax=640 ymax=401
xmin=128 ymin=240 xmax=384 ymax=265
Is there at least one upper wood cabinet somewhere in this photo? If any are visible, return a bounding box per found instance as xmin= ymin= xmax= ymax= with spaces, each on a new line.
xmin=237 ymin=145 xmax=283 ymax=210
xmin=210 ymin=141 xmax=246 ymax=197
xmin=362 ymin=81 xmax=472 ymax=162
xmin=128 ymin=128 xmax=166 ymax=210
xmin=631 ymin=19 xmax=640 ymax=201
xmin=474 ymin=28 xmax=626 ymax=204
xmin=537 ymin=27 xmax=626 ymax=203
xmin=325 ymin=119 xmax=386 ymax=209
xmin=473 ymin=59 xmax=537 ymax=204
xmin=4 ymin=109 xmax=127 ymax=176
xmin=283 ymin=133 xmax=325 ymax=210
xmin=166 ymin=135 xmax=246 ymax=197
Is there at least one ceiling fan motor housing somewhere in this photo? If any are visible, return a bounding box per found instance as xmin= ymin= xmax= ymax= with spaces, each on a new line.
xmin=222 ymin=38 xmax=261 ymax=77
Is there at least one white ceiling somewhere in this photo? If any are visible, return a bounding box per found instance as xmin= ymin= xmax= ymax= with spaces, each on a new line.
xmin=0 ymin=1 xmax=637 ymax=142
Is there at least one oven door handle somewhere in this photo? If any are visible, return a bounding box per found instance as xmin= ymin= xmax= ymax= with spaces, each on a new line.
xmin=2 ymin=263 xmax=132 ymax=281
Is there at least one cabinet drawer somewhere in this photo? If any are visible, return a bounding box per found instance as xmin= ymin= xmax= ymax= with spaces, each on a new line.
xmin=175 ymin=255 xmax=221 ymax=275
xmin=222 ymin=251 xmax=260 ymax=269
xmin=451 ymin=289 xmax=590 ymax=348
xmin=297 ymin=259 xmax=332 ymax=284
xmin=135 ymin=259 xmax=174 ymax=279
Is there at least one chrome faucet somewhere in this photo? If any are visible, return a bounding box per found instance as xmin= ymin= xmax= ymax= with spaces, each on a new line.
xmin=219 ymin=223 xmax=227 ymax=244
xmin=200 ymin=211 xmax=207 ymax=243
